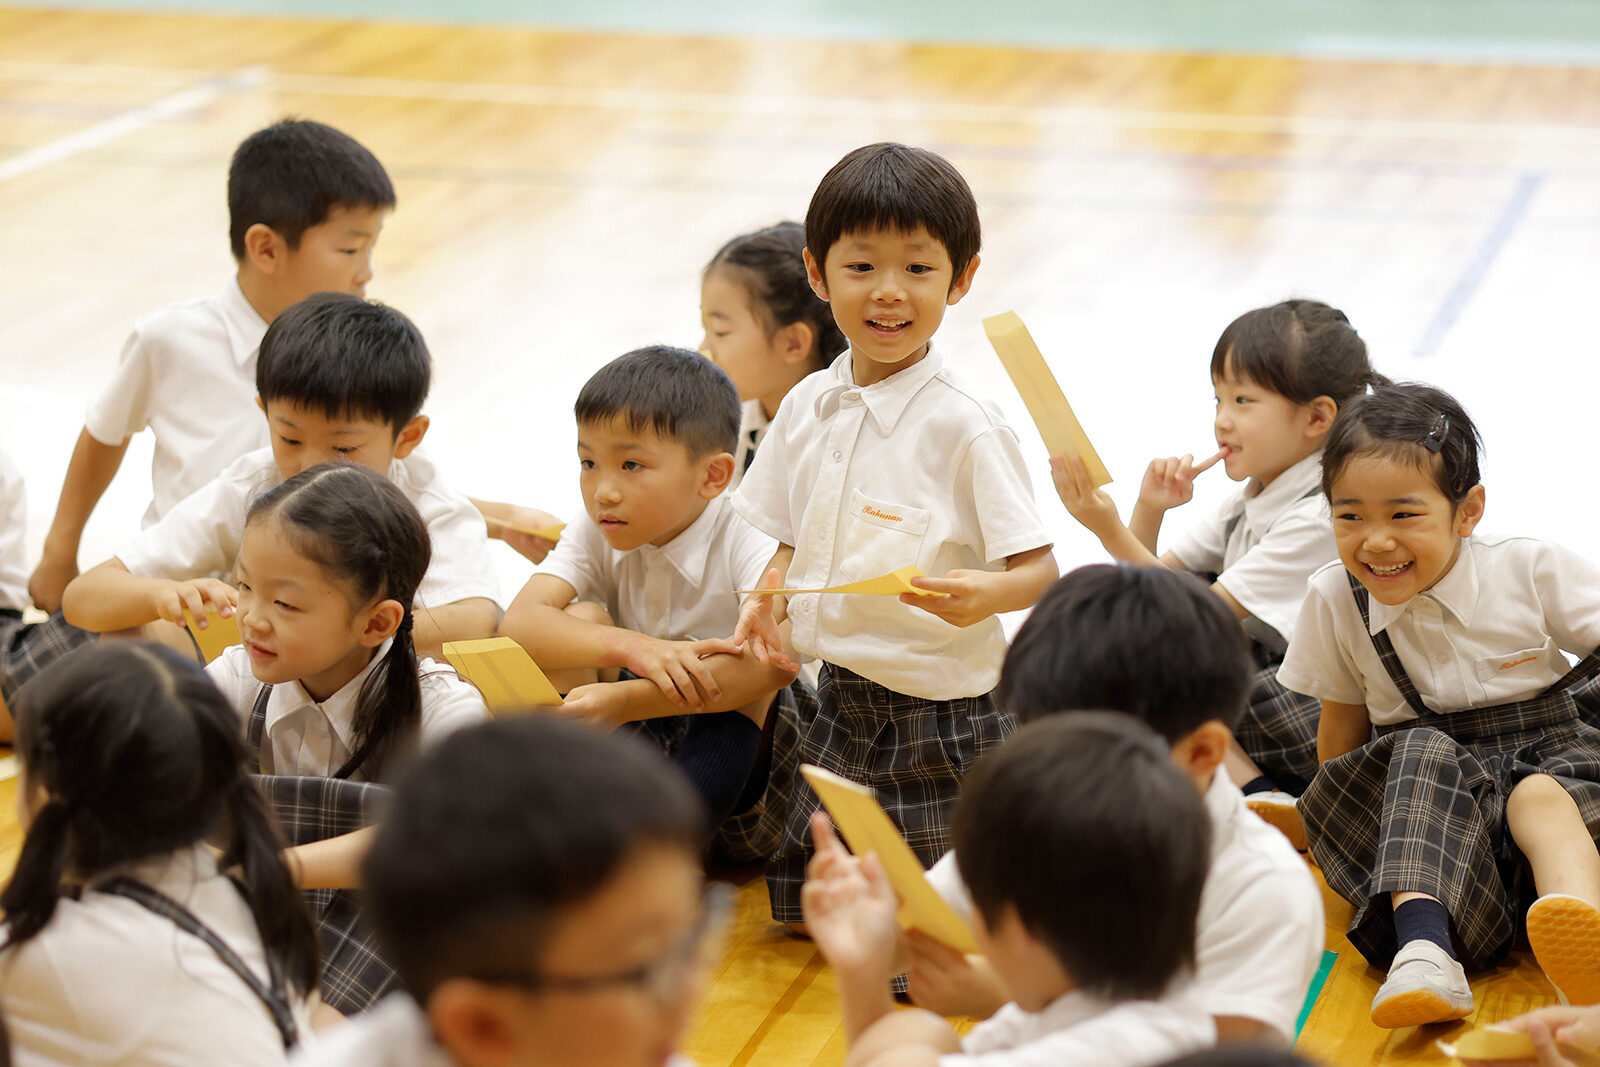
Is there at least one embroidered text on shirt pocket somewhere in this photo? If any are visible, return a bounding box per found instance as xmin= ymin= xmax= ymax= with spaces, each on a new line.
xmin=1474 ymin=641 xmax=1558 ymax=683
xmin=837 ymin=489 xmax=931 ymax=582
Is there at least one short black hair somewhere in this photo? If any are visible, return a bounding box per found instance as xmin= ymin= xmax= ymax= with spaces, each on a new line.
xmin=1321 ymin=381 xmax=1483 ymax=504
xmin=805 ymin=143 xmax=981 ymax=282
xmin=706 ymin=221 xmax=848 ymax=372
xmin=228 ymin=118 xmax=395 ymax=259
xmin=256 ymin=292 xmax=431 ymax=435
xmin=574 ymin=345 xmax=741 ymax=458
xmin=1210 ymin=299 xmax=1385 ymax=406
xmin=997 ymin=564 xmax=1254 ymax=740
xmin=955 ymin=714 xmax=1211 ymax=1001
xmin=363 ymin=717 xmax=706 ymax=1000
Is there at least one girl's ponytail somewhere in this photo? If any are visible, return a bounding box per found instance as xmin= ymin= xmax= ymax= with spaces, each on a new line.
xmin=0 ymin=799 xmax=75 ymax=945
xmin=334 ymin=607 xmax=422 ymax=781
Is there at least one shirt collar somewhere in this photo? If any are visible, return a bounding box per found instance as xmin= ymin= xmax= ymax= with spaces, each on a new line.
xmin=267 ymin=636 xmax=395 ymax=753
xmin=630 ymin=494 xmax=726 ymax=587
xmin=221 ymin=277 xmax=270 ymax=369
xmin=90 ymin=842 xmax=220 ymax=894
xmin=1242 ymin=450 xmax=1323 ymax=530
xmin=813 ymin=344 xmax=945 ymax=435
xmin=1364 ymin=537 xmax=1480 ymax=635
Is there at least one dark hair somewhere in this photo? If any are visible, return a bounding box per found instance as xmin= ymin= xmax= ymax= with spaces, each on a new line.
xmin=363 ymin=717 xmax=706 ymax=1000
xmin=1155 ymin=1050 xmax=1322 ymax=1067
xmin=997 ymin=564 xmax=1254 ymax=739
xmin=955 ymin=714 xmax=1210 ymax=1001
xmin=228 ymin=118 xmax=394 ymax=260
xmin=1210 ymin=299 xmax=1386 ymax=406
xmin=575 ymin=345 xmax=741 ymax=458
xmin=1321 ymin=382 xmax=1483 ymax=505
xmin=705 ymin=221 xmax=847 ymax=372
xmin=256 ymin=292 xmax=431 ymax=436
xmin=805 ymin=143 xmax=981 ymax=282
xmin=2 ymin=642 xmax=318 ymax=995
xmin=245 ymin=463 xmax=430 ymax=782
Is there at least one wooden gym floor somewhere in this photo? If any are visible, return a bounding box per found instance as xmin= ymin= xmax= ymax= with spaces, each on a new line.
xmin=5 ymin=6 xmax=1600 ymax=1063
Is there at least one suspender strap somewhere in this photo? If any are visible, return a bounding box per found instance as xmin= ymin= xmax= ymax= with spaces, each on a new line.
xmin=1223 ymin=484 xmax=1323 ymax=547
xmin=247 ymin=685 xmax=271 ymax=773
xmin=100 ymin=877 xmax=299 ymax=1050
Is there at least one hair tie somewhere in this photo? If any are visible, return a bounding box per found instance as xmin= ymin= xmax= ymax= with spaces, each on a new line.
xmin=1423 ymin=412 xmax=1449 ymax=454
xmin=398 ymin=612 xmax=415 ymax=634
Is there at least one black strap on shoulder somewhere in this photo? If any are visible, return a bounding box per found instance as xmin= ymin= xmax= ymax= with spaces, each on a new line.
xmin=1223 ymin=483 xmax=1323 ymax=547
xmin=100 ymin=877 xmax=299 ymax=1050
xmin=1345 ymin=570 xmax=1433 ymax=718
xmin=246 ymin=684 xmax=271 ymax=773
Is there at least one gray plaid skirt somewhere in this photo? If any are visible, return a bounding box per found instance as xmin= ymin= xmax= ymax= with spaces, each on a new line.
xmin=713 ymin=679 xmax=814 ymax=864
xmin=1236 ymin=666 xmax=1322 ymax=795
xmin=765 ymin=664 xmax=1014 ymax=923
xmin=0 ymin=610 xmax=94 ymax=703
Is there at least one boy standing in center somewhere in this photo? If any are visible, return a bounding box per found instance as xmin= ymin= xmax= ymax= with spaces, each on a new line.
xmin=733 ymin=142 xmax=1057 ymax=924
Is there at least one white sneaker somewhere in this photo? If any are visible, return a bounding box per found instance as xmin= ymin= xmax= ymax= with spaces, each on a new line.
xmin=1528 ymin=894 xmax=1600 ymax=1006
xmin=1244 ymin=790 xmax=1307 ymax=851
xmin=1370 ymin=939 xmax=1474 ymax=1028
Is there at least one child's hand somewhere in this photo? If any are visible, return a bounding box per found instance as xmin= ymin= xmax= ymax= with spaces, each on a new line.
xmin=904 ymin=929 xmax=1010 ymax=1020
xmin=1496 ymin=1005 xmax=1600 ymax=1066
xmin=28 ymin=548 xmax=77 ymax=613
xmin=802 ymin=812 xmax=900 ymax=983
xmin=902 ymin=571 xmax=998 ymax=628
xmin=1050 ymin=455 xmax=1125 ymax=538
xmin=151 ymin=579 xmax=237 ymax=628
xmin=731 ymin=569 xmax=798 ymax=671
xmin=495 ymin=505 xmax=564 ymax=565
xmin=619 ymin=633 xmax=741 ymax=709
xmin=1137 ymin=449 xmax=1228 ymax=513
xmin=544 ymin=682 xmax=628 ymax=730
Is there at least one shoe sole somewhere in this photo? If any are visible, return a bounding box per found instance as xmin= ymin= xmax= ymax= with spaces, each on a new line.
xmin=1528 ymin=896 xmax=1600 ymax=1005
xmin=1369 ymin=988 xmax=1472 ymax=1029
xmin=1246 ymin=799 xmax=1308 ymax=852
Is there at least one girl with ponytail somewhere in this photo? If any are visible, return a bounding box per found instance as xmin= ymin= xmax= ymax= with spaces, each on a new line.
xmin=0 ymin=641 xmax=318 ymax=1064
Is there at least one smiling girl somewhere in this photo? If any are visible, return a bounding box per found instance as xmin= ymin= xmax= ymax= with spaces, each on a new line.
xmin=1280 ymin=383 xmax=1600 ymax=1026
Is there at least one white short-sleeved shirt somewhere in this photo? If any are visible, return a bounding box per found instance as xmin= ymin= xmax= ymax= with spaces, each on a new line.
xmin=0 ymin=446 xmax=29 ymax=612
xmin=1167 ymin=451 xmax=1334 ymax=650
xmin=927 ymin=766 xmax=1323 ymax=1044
xmin=207 ymin=639 xmax=487 ymax=780
xmin=732 ymin=347 xmax=1051 ymax=700
xmin=538 ymin=494 xmax=775 ymax=641
xmin=730 ymin=397 xmax=771 ymax=490
xmin=0 ymin=844 xmax=314 ymax=1067
xmin=117 ymin=447 xmax=501 ymax=610
xmin=290 ymin=994 xmax=698 ymax=1067
xmin=84 ymin=280 xmax=271 ymax=526
xmin=939 ymin=987 xmax=1214 ymax=1067
xmin=1279 ymin=536 xmax=1600 ymax=725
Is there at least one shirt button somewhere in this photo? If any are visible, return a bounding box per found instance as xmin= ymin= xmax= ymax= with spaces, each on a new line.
xmin=1436 ymin=653 xmax=1450 ymax=665
xmin=843 ymin=391 xmax=860 ymax=402
xmin=832 ymin=450 xmax=842 ymax=460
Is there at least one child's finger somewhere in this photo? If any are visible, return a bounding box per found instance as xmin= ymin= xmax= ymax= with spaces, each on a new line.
xmin=684 ymin=656 xmax=722 ymax=704
xmin=666 ymin=661 xmax=703 ymax=708
xmin=1190 ymin=446 xmax=1229 ymax=476
xmin=647 ymin=666 xmax=687 ymax=706
xmin=907 ymin=575 xmax=960 ymax=597
xmin=179 ymin=587 xmax=212 ymax=628
xmin=810 ymin=810 xmax=845 ymax=857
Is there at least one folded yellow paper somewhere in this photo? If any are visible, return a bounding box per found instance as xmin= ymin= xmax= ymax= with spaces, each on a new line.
xmin=444 ymin=637 xmax=563 ymax=713
xmin=983 ymin=311 xmax=1112 ymax=486
xmin=801 ymin=764 xmax=978 ymax=953
xmin=183 ymin=607 xmax=241 ymax=664
xmin=484 ymin=516 xmax=566 ymax=541
xmin=735 ymin=565 xmax=946 ymax=598
xmin=1437 ymin=1028 xmax=1537 ymax=1061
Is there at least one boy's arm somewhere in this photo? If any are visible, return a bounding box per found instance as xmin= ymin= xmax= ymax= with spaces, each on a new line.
xmin=469 ymin=496 xmax=563 ymax=565
xmin=285 ymin=826 xmax=376 ymax=890
xmin=1318 ymin=699 xmax=1372 ymax=763
xmin=62 ymin=558 xmax=236 ymax=633
xmin=804 ymin=814 xmax=903 ymax=1043
xmin=30 ymin=429 xmax=130 ymax=611
xmin=845 ymin=1012 xmax=964 ymax=1067
xmin=413 ymin=597 xmax=501 ymax=660
xmin=731 ymin=544 xmax=797 ymax=669
xmin=555 ymin=641 xmax=797 ymax=727
xmin=904 ymin=545 xmax=1057 ymax=628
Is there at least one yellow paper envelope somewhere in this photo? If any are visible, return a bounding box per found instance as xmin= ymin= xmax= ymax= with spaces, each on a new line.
xmin=735 ymin=565 xmax=946 ymax=598
xmin=183 ymin=607 xmax=241 ymax=664
xmin=983 ymin=311 xmax=1112 ymax=486
xmin=1437 ymin=1028 xmax=1536 ymax=1061
xmin=484 ymin=516 xmax=566 ymax=541
xmin=801 ymin=764 xmax=978 ymax=953
xmin=444 ymin=637 xmax=563 ymax=713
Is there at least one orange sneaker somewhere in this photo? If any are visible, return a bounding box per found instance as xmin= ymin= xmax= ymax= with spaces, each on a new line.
xmin=1527 ymin=894 xmax=1600 ymax=1005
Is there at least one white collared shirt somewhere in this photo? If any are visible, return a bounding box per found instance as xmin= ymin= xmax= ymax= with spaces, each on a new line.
xmin=84 ymin=279 xmax=271 ymax=526
xmin=0 ymin=844 xmax=315 ymax=1067
xmin=732 ymin=347 xmax=1050 ymax=700
xmin=0 ymin=446 xmax=28 ymax=612
xmin=538 ymin=494 xmax=776 ymax=641
xmin=1279 ymin=535 xmax=1600 ymax=725
xmin=118 ymin=446 xmax=501 ymax=611
xmin=941 ymin=987 xmax=1214 ymax=1067
xmin=729 ymin=397 xmax=771 ymax=490
xmin=1167 ymin=451 xmax=1334 ymax=648
xmin=207 ymin=638 xmax=487 ymax=779
xmin=926 ymin=766 xmax=1322 ymax=1043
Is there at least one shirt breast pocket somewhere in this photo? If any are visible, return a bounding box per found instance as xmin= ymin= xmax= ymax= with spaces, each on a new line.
xmin=837 ymin=489 xmax=931 ymax=583
xmin=1474 ymin=639 xmax=1560 ymax=696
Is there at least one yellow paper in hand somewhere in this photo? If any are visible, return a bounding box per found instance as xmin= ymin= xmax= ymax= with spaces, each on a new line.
xmin=801 ymin=764 xmax=978 ymax=953
xmin=444 ymin=637 xmax=563 ymax=714
xmin=183 ymin=607 xmax=241 ymax=664
xmin=1437 ymin=1028 xmax=1542 ymax=1062
xmin=484 ymin=516 xmax=566 ymax=541
xmin=983 ymin=311 xmax=1112 ymax=486
xmin=735 ymin=565 xmax=946 ymax=598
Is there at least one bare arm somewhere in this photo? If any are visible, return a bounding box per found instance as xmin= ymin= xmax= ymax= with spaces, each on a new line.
xmin=905 ymin=545 xmax=1058 ymax=627
xmin=558 ymin=648 xmax=797 ymax=726
xmin=62 ymin=558 xmax=236 ymax=632
xmin=413 ymin=597 xmax=501 ymax=660
xmin=469 ymin=497 xmax=562 ymax=565
xmin=1318 ymin=698 xmax=1372 ymax=764
xmin=30 ymin=429 xmax=130 ymax=611
xmin=285 ymin=827 xmax=376 ymax=890
xmin=845 ymin=1010 xmax=963 ymax=1067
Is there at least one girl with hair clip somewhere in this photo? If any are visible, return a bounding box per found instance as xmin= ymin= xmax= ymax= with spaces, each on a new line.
xmin=0 ymin=641 xmax=319 ymax=1065
xmin=1053 ymin=298 xmax=1386 ymax=842
xmin=1279 ymin=383 xmax=1600 ymax=1027
xmin=204 ymin=462 xmax=487 ymax=1013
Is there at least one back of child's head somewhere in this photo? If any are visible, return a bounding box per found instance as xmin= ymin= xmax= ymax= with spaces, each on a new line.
xmin=1211 ymin=299 xmax=1384 ymax=407
xmin=363 ymin=716 xmax=706 ymax=1001
xmin=1321 ymin=381 xmax=1483 ymax=505
xmin=1154 ymin=1049 xmax=1322 ymax=1067
xmin=705 ymin=221 xmax=847 ymax=371
xmin=954 ymin=713 xmax=1211 ymax=1002
xmin=1 ymin=642 xmax=318 ymax=993
xmin=996 ymin=563 xmax=1253 ymax=740
xmin=228 ymin=118 xmax=395 ymax=260
xmin=805 ymin=142 xmax=981 ymax=280
xmin=574 ymin=345 xmax=741 ymax=458
xmin=255 ymin=291 xmax=431 ymax=436
xmin=246 ymin=462 xmax=431 ymax=780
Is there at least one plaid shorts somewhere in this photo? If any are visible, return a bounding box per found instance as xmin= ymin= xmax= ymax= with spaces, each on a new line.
xmin=713 ymin=679 xmax=814 ymax=864
xmin=765 ymin=664 xmax=1014 ymax=923
xmin=1235 ymin=666 xmax=1322 ymax=795
xmin=0 ymin=610 xmax=94 ymax=703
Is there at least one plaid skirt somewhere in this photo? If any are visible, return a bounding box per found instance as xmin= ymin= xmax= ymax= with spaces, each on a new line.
xmin=1235 ymin=666 xmax=1322 ymax=796
xmin=765 ymin=664 xmax=1014 ymax=923
xmin=713 ymin=679 xmax=814 ymax=864
xmin=0 ymin=610 xmax=94 ymax=703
